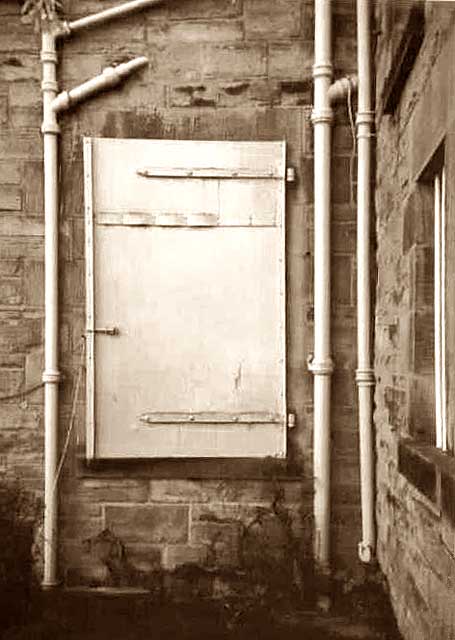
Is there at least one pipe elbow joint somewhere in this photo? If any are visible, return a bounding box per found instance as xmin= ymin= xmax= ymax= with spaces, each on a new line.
xmin=328 ymin=75 xmax=358 ymax=104
xmin=51 ymin=92 xmax=71 ymax=114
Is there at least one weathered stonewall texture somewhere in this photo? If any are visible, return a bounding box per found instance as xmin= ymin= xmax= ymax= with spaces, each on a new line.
xmin=0 ymin=0 xmax=362 ymax=590
xmin=375 ymin=3 xmax=455 ymax=639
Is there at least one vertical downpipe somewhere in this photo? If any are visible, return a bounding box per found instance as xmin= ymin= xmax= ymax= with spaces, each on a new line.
xmin=41 ymin=30 xmax=61 ymax=588
xmin=310 ymin=0 xmax=334 ymax=574
xmin=356 ymin=0 xmax=376 ymax=563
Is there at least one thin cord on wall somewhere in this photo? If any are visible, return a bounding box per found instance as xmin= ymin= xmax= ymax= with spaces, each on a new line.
xmin=347 ymin=81 xmax=357 ymax=210
xmin=0 ymin=382 xmax=44 ymax=403
xmin=51 ymin=337 xmax=85 ymax=496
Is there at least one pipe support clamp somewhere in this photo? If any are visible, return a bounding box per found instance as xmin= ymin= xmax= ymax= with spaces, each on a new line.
xmin=307 ymin=355 xmax=334 ymax=376
xmin=42 ymin=369 xmax=61 ymax=384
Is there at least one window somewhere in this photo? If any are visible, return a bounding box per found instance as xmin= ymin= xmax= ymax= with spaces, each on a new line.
xmin=406 ymin=147 xmax=450 ymax=452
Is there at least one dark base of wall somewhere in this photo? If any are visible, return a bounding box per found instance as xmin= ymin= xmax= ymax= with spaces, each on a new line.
xmin=3 ymin=577 xmax=402 ymax=640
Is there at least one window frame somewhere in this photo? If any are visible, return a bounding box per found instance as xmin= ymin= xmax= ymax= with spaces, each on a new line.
xmin=434 ymin=164 xmax=448 ymax=451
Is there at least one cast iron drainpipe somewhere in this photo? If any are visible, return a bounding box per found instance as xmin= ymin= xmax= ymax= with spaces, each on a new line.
xmin=41 ymin=0 xmax=168 ymax=589
xmin=356 ymin=0 xmax=376 ymax=564
xmin=309 ymin=0 xmax=362 ymax=581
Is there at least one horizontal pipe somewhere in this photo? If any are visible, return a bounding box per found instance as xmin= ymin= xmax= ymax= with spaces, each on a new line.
xmin=52 ymin=57 xmax=148 ymax=113
xmin=328 ymin=75 xmax=358 ymax=104
xmin=64 ymin=0 xmax=166 ymax=35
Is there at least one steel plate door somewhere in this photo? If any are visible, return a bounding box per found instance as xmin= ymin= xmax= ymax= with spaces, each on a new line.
xmin=84 ymin=137 xmax=286 ymax=459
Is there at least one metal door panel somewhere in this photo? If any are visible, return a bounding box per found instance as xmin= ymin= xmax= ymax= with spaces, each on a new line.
xmin=84 ymin=137 xmax=286 ymax=459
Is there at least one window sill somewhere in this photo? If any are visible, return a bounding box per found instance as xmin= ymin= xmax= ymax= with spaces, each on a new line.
xmin=76 ymin=454 xmax=305 ymax=481
xmin=399 ymin=438 xmax=455 ymax=527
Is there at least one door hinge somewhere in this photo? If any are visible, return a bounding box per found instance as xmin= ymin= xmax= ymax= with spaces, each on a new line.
xmin=286 ymin=166 xmax=296 ymax=183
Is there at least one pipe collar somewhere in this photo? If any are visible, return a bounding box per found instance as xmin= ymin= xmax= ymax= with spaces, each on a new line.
xmin=41 ymin=79 xmax=59 ymax=93
xmin=312 ymin=62 xmax=333 ymax=80
xmin=42 ymin=369 xmax=62 ymax=384
xmin=41 ymin=122 xmax=60 ymax=135
xmin=355 ymin=368 xmax=375 ymax=386
xmin=311 ymin=108 xmax=334 ymax=125
xmin=41 ymin=50 xmax=58 ymax=64
xmin=356 ymin=110 xmax=375 ymax=126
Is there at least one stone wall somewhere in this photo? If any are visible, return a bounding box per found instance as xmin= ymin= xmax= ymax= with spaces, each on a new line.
xmin=0 ymin=0 xmax=361 ymax=591
xmin=374 ymin=2 xmax=455 ymax=639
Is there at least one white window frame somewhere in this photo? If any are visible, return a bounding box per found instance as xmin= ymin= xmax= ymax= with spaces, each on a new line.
xmin=434 ymin=165 xmax=447 ymax=451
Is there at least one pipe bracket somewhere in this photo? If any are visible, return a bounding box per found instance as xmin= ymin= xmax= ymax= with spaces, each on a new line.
xmin=307 ymin=355 xmax=334 ymax=376
xmin=42 ymin=369 xmax=62 ymax=384
xmin=355 ymin=368 xmax=375 ymax=387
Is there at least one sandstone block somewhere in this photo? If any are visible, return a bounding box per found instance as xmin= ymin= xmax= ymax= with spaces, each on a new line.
xmin=0 ymin=162 xmax=21 ymax=185
xmin=332 ymin=255 xmax=353 ymax=305
xmin=0 ymin=260 xmax=22 ymax=277
xmin=168 ymin=0 xmax=242 ymax=19
xmin=164 ymin=544 xmax=208 ymax=570
xmin=0 ymin=280 xmax=22 ymax=306
xmin=191 ymin=520 xmax=241 ymax=568
xmin=244 ymin=0 xmax=301 ymax=38
xmin=147 ymin=20 xmax=242 ymax=44
xmin=202 ymin=43 xmax=267 ymax=78
xmin=23 ymin=261 xmax=44 ymax=308
xmin=0 ymin=367 xmax=23 ymax=396
xmin=269 ymin=42 xmax=313 ymax=80
xmin=105 ymin=504 xmax=189 ymax=544
xmin=0 ymin=186 xmax=21 ymax=211
xmin=77 ymin=479 xmax=149 ymax=503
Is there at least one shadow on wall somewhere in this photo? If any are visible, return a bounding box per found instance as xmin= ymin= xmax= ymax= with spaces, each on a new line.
xmin=0 ymin=478 xmax=42 ymax=635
